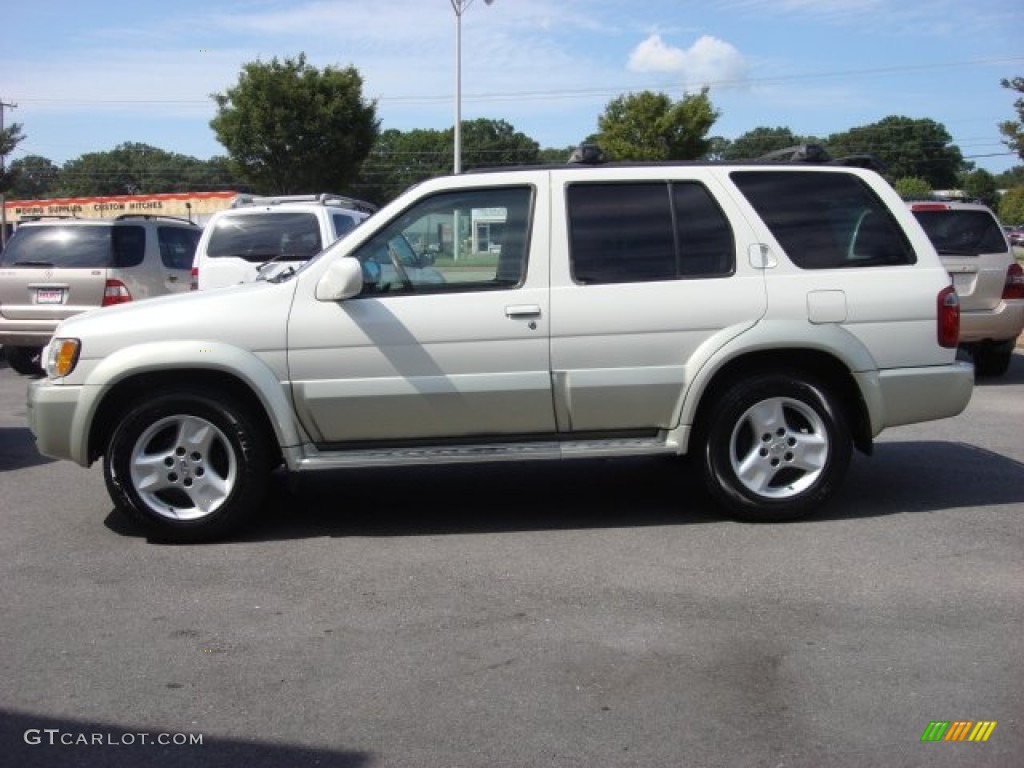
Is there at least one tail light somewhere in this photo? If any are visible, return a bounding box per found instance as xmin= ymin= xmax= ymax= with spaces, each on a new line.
xmin=190 ymin=267 xmax=199 ymax=291
xmin=101 ymin=280 xmax=133 ymax=307
xmin=1003 ymin=263 xmax=1024 ymax=301
xmin=937 ymin=285 xmax=960 ymax=348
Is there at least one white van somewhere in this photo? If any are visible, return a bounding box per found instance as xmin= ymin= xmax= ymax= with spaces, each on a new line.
xmin=191 ymin=194 xmax=376 ymax=290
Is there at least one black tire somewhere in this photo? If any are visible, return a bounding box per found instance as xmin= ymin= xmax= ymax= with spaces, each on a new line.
xmin=972 ymin=340 xmax=1014 ymax=378
xmin=103 ymin=389 xmax=273 ymax=543
xmin=701 ymin=373 xmax=851 ymax=522
xmin=6 ymin=346 xmax=44 ymax=376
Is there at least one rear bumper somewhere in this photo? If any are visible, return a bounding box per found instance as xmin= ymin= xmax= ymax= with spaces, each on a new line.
xmin=0 ymin=318 xmax=61 ymax=347
xmin=858 ymin=361 xmax=974 ymax=435
xmin=959 ymin=300 xmax=1024 ymax=345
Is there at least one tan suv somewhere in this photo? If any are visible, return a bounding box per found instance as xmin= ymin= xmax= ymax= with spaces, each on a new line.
xmin=0 ymin=215 xmax=200 ymax=374
xmin=29 ymin=156 xmax=974 ymax=542
xmin=909 ymin=201 xmax=1024 ymax=376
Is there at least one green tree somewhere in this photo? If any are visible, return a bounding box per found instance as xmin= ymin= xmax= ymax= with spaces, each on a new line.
xmin=961 ymin=168 xmax=999 ymax=207
xmin=210 ymin=53 xmax=379 ymax=195
xmin=596 ymin=88 xmax=719 ymax=161
xmin=998 ymin=76 xmax=1024 ymax=160
xmin=827 ymin=116 xmax=964 ymax=188
xmin=994 ymin=166 xmax=1024 ymax=188
xmin=720 ymin=126 xmax=820 ymax=161
xmin=892 ymin=177 xmax=932 ymax=199
xmin=357 ymin=128 xmax=450 ymax=204
xmin=0 ymin=121 xmax=26 ymax=194
xmin=357 ymin=119 xmax=542 ymax=206
xmin=59 ymin=143 xmax=238 ymax=196
xmin=459 ymin=118 xmax=539 ymax=170
xmin=7 ymin=155 xmax=61 ymax=199
xmin=998 ymin=186 xmax=1024 ymax=226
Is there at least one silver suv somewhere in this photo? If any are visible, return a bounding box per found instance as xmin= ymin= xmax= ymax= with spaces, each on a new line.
xmin=0 ymin=215 xmax=200 ymax=374
xmin=908 ymin=200 xmax=1024 ymax=376
xmin=28 ymin=157 xmax=974 ymax=542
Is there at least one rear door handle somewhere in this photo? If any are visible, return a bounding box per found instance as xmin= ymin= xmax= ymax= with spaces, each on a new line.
xmin=505 ymin=305 xmax=541 ymax=318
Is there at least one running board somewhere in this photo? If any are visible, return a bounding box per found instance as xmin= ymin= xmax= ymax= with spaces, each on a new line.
xmin=292 ymin=435 xmax=678 ymax=471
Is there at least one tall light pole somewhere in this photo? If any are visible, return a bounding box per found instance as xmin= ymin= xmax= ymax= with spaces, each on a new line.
xmin=451 ymin=0 xmax=493 ymax=175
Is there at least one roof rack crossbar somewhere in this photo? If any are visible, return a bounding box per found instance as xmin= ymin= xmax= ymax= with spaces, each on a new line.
xmin=112 ymin=214 xmax=198 ymax=225
xmin=754 ymin=144 xmax=886 ymax=172
xmin=231 ymin=193 xmax=378 ymax=213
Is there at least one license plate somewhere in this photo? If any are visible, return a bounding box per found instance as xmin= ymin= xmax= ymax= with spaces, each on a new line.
xmin=35 ymin=288 xmax=65 ymax=304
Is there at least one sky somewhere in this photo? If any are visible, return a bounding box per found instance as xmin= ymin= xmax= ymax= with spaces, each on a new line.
xmin=2 ymin=0 xmax=1022 ymax=176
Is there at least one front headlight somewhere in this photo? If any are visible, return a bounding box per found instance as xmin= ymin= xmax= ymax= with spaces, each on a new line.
xmin=45 ymin=338 xmax=81 ymax=379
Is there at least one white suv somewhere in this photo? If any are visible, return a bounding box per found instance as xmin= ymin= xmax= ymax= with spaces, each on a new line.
xmin=28 ymin=155 xmax=974 ymax=542
xmin=191 ymin=193 xmax=376 ymax=290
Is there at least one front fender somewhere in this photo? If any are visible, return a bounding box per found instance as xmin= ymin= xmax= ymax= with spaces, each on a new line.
xmin=68 ymin=340 xmax=305 ymax=464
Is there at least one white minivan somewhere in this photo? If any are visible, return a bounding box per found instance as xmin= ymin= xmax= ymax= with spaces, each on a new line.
xmin=191 ymin=193 xmax=376 ymax=290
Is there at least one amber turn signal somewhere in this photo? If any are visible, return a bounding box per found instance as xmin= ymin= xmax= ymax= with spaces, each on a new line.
xmin=49 ymin=338 xmax=81 ymax=378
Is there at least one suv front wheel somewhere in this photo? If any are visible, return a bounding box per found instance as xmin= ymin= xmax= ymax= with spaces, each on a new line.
xmin=103 ymin=389 xmax=273 ymax=542
xmin=5 ymin=346 xmax=44 ymax=376
xmin=701 ymin=373 xmax=851 ymax=521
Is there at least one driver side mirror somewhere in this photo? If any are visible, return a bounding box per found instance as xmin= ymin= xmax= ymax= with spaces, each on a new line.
xmin=315 ymin=258 xmax=364 ymax=301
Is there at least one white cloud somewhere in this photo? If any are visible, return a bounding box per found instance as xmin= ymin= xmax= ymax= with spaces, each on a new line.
xmin=628 ymin=34 xmax=750 ymax=89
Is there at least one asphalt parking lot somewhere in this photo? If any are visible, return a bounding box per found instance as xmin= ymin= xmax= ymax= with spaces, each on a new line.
xmin=1 ymin=351 xmax=1022 ymax=768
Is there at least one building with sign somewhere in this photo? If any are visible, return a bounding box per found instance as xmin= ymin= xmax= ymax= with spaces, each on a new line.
xmin=1 ymin=191 xmax=239 ymax=243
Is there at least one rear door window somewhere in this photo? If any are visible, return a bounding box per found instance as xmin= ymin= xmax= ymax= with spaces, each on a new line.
xmin=567 ymin=181 xmax=734 ymax=284
xmin=731 ymin=170 xmax=916 ymax=269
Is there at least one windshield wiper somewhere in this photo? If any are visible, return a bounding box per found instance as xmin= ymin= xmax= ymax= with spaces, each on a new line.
xmin=12 ymin=260 xmax=55 ymax=267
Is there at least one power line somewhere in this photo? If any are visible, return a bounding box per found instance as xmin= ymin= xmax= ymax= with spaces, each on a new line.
xmin=9 ymin=56 xmax=1023 ymax=108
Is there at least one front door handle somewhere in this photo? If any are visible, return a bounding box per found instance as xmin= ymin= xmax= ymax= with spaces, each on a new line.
xmin=505 ymin=305 xmax=541 ymax=318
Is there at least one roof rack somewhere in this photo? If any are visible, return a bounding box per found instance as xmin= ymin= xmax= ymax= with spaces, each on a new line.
xmin=230 ymin=193 xmax=378 ymax=214
xmin=113 ymin=214 xmax=199 ymax=225
xmin=17 ymin=214 xmax=80 ymax=222
xmin=755 ymin=144 xmax=886 ymax=172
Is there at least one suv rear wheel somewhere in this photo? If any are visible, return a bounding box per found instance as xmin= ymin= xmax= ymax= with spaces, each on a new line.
xmin=103 ymin=389 xmax=273 ymax=542
xmin=971 ymin=339 xmax=1015 ymax=378
xmin=701 ymin=373 xmax=851 ymax=521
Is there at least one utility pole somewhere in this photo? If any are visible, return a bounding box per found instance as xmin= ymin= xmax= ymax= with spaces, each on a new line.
xmin=0 ymin=98 xmax=17 ymax=248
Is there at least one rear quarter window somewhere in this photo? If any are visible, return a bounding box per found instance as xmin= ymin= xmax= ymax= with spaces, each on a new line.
xmin=157 ymin=226 xmax=201 ymax=270
xmin=731 ymin=170 xmax=916 ymax=269
xmin=332 ymin=213 xmax=358 ymax=237
xmin=111 ymin=225 xmax=146 ymax=268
